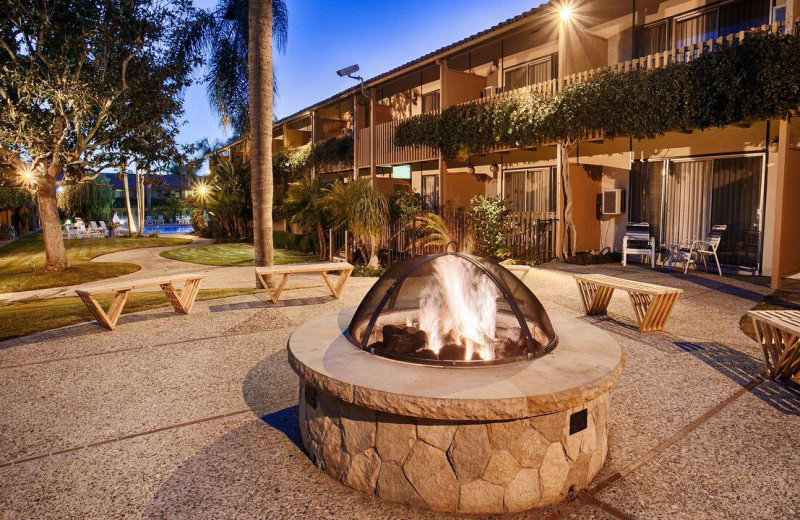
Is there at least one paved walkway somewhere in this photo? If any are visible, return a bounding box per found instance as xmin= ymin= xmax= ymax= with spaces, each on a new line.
xmin=2 ymin=237 xmax=265 ymax=302
xmin=0 ymin=264 xmax=798 ymax=519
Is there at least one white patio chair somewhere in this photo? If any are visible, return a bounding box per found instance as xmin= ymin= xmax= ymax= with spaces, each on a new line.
xmin=99 ymin=221 xmax=109 ymax=234
xmin=685 ymin=225 xmax=727 ymax=276
xmin=76 ymin=221 xmax=89 ymax=238
xmin=62 ymin=224 xmax=73 ymax=239
xmin=622 ymin=222 xmax=656 ymax=268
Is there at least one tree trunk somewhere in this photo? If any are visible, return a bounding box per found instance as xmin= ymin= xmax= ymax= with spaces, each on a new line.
xmin=559 ymin=141 xmax=577 ymax=258
xmin=37 ymin=167 xmax=69 ymax=272
xmin=368 ymin=239 xmax=380 ymax=268
xmin=249 ymin=0 xmax=275 ymax=285
xmin=136 ymin=170 xmax=145 ymax=237
xmin=122 ymin=165 xmax=137 ymax=235
xmin=316 ymin=221 xmax=327 ymax=260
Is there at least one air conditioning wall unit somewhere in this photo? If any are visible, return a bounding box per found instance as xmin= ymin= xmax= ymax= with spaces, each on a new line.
xmin=601 ymin=189 xmax=626 ymax=215
xmin=482 ymin=86 xmax=498 ymax=98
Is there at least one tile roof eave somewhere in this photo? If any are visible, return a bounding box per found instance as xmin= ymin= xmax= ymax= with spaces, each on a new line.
xmin=272 ymin=2 xmax=554 ymax=126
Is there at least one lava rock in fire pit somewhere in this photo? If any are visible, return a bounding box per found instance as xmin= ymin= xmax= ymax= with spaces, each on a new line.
xmin=413 ymin=348 xmax=439 ymax=360
xmin=382 ymin=325 xmax=428 ymax=356
xmin=438 ymin=343 xmax=467 ymax=361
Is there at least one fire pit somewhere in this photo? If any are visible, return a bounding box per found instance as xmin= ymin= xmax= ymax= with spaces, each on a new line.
xmin=288 ymin=254 xmax=624 ymax=514
xmin=347 ymin=253 xmax=557 ymax=366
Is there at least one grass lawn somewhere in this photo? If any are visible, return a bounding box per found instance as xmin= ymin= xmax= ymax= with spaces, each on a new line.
xmin=160 ymin=242 xmax=313 ymax=266
xmin=0 ymin=288 xmax=259 ymax=341
xmin=739 ymin=288 xmax=800 ymax=341
xmin=0 ymin=232 xmax=192 ymax=294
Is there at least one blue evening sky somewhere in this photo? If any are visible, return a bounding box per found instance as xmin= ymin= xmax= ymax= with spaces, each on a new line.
xmin=179 ymin=0 xmax=544 ymax=147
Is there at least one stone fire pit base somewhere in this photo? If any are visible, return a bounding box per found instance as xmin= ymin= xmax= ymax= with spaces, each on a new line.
xmin=289 ymin=309 xmax=623 ymax=514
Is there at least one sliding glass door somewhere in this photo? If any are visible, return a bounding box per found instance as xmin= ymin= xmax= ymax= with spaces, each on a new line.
xmin=630 ymin=155 xmax=764 ymax=270
xmin=502 ymin=168 xmax=556 ymax=214
xmin=710 ymin=157 xmax=763 ymax=268
xmin=629 ymin=160 xmax=665 ymax=244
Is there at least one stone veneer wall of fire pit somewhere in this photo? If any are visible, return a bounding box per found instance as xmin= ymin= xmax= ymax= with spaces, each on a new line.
xmin=288 ymin=309 xmax=624 ymax=515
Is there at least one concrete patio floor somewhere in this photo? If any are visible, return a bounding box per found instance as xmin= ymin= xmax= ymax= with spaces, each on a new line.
xmin=0 ymin=264 xmax=798 ymax=519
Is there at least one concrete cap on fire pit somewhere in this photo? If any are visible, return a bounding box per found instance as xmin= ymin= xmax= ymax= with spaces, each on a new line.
xmin=288 ymin=308 xmax=624 ymax=422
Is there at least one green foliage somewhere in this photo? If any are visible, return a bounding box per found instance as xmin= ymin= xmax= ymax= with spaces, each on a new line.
xmin=0 ymin=0 xmax=206 ymax=174
xmin=394 ymin=31 xmax=800 ymax=157
xmin=325 ymin=179 xmax=388 ymax=266
xmin=273 ymin=230 xmax=315 ymax=253
xmin=188 ymin=160 xmax=252 ymax=240
xmin=389 ymin=190 xmax=423 ymax=222
xmin=309 ymin=134 xmax=354 ymax=168
xmin=57 ymin=181 xmax=114 ymax=222
xmin=469 ymin=196 xmax=511 ymax=261
xmin=284 ymin=175 xmax=330 ymax=256
xmin=273 ymin=147 xmax=311 ymax=220
xmin=0 ymin=188 xmax=34 ymax=210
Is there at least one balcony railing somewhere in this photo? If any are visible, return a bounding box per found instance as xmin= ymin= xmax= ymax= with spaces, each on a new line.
xmin=563 ymin=20 xmax=787 ymax=86
xmin=364 ymin=18 xmax=798 ymax=165
xmin=356 ymin=127 xmax=370 ymax=168
xmin=374 ymin=111 xmax=440 ymax=166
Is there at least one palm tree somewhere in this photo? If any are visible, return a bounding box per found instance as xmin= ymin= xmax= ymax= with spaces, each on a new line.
xmin=326 ymin=180 xmax=389 ymax=268
xmin=284 ymin=176 xmax=329 ymax=259
xmin=205 ymin=0 xmax=288 ymax=276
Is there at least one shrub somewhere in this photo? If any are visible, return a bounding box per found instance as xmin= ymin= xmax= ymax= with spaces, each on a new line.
xmin=469 ymin=195 xmax=511 ymax=261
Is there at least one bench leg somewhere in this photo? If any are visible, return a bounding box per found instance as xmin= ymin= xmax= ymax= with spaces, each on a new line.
xmin=632 ymin=292 xmax=679 ymax=332
xmin=258 ymin=272 xmax=289 ymax=304
xmin=160 ymin=278 xmax=202 ymax=314
xmin=321 ymin=269 xmax=353 ymax=299
xmin=78 ymin=290 xmax=130 ymax=331
xmin=752 ymin=319 xmax=800 ymax=379
xmin=575 ymin=280 xmax=614 ymax=315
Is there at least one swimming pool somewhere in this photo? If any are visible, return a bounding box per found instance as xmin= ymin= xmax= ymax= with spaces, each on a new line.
xmin=141 ymin=224 xmax=194 ymax=234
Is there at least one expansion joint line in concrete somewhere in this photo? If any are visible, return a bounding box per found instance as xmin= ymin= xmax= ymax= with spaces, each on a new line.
xmin=588 ymin=376 xmax=764 ymax=494
xmin=0 ymin=408 xmax=255 ymax=469
xmin=547 ymin=376 xmax=764 ymax=519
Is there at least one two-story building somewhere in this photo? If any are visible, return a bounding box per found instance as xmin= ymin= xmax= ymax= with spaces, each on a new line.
xmin=217 ymin=0 xmax=800 ymax=287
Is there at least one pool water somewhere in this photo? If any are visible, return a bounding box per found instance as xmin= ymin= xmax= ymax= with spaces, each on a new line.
xmin=142 ymin=225 xmax=194 ymax=234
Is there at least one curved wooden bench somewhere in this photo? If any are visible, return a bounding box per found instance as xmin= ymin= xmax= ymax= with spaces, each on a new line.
xmin=574 ymin=274 xmax=683 ymax=332
xmin=75 ymin=273 xmax=204 ymax=330
xmin=748 ymin=310 xmax=800 ymax=380
xmin=255 ymin=262 xmax=354 ymax=304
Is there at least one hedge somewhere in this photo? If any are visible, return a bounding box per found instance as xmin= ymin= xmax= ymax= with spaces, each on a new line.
xmin=394 ymin=30 xmax=800 ymax=158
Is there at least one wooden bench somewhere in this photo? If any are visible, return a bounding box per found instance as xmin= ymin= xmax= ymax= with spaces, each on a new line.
xmin=255 ymin=262 xmax=354 ymax=304
xmin=499 ymin=260 xmax=533 ymax=282
xmin=747 ymin=310 xmax=800 ymax=380
xmin=75 ymin=273 xmax=204 ymax=331
xmin=574 ymin=274 xmax=683 ymax=332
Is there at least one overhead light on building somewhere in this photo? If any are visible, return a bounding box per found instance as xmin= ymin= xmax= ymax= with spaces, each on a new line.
xmin=336 ymin=64 xmax=360 ymax=77
xmin=337 ymin=63 xmax=373 ymax=100
xmin=559 ymin=6 xmax=573 ymax=21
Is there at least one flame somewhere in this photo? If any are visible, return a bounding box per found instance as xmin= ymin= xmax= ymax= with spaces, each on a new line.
xmin=418 ymin=256 xmax=499 ymax=360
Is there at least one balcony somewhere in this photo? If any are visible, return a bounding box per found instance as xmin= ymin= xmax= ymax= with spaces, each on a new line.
xmin=374 ymin=114 xmax=440 ymax=166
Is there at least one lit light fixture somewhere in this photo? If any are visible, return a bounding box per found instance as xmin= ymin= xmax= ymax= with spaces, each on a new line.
xmin=18 ymin=166 xmax=37 ymax=189
xmin=488 ymin=61 xmax=498 ymax=73
xmin=559 ymin=5 xmax=573 ymax=21
xmin=192 ymin=179 xmax=212 ymax=201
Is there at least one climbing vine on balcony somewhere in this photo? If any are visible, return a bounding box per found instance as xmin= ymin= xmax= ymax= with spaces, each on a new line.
xmin=394 ymin=30 xmax=800 ymax=159
xmin=309 ymin=134 xmax=354 ymax=168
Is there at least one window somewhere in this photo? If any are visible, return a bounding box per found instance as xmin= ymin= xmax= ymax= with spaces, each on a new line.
xmin=634 ymin=21 xmax=668 ymax=58
xmin=421 ymin=175 xmax=439 ymax=211
xmin=673 ymin=0 xmax=770 ymax=49
xmin=502 ymin=168 xmax=556 ymax=213
xmin=503 ymin=56 xmax=555 ymax=92
xmin=421 ymin=91 xmax=440 ymax=114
